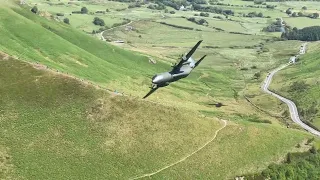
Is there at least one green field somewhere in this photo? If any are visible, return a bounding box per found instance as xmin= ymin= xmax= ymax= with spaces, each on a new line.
xmin=1 ymin=0 xmax=320 ymax=179
xmin=283 ymin=17 xmax=320 ymax=29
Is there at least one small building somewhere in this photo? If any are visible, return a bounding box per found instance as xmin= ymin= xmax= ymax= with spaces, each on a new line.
xmin=114 ymin=40 xmax=124 ymax=43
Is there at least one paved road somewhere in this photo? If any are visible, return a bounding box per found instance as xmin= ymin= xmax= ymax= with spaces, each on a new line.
xmin=262 ymin=43 xmax=320 ymax=137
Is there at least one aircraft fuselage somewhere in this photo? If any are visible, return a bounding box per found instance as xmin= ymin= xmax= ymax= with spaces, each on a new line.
xmin=152 ymin=57 xmax=195 ymax=87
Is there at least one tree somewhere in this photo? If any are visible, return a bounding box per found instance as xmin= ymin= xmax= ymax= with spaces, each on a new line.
xmin=31 ymin=6 xmax=38 ymax=14
xmin=81 ymin=7 xmax=88 ymax=14
xmin=93 ymin=17 xmax=105 ymax=26
xmin=286 ymin=8 xmax=292 ymax=15
xmin=313 ymin=13 xmax=319 ymax=19
xmin=257 ymin=12 xmax=263 ymax=17
xmin=253 ymin=72 xmax=261 ymax=79
xmin=63 ymin=18 xmax=70 ymax=24
xmin=292 ymin=12 xmax=297 ymax=17
xmin=302 ymin=6 xmax=307 ymax=10
xmin=298 ymin=12 xmax=303 ymax=16
xmin=198 ymin=18 xmax=207 ymax=25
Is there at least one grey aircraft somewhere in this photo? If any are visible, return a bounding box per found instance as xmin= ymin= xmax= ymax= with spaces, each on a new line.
xmin=143 ymin=40 xmax=206 ymax=99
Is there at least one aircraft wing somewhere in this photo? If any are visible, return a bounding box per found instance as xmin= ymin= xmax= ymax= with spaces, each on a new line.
xmin=171 ymin=40 xmax=203 ymax=72
xmin=142 ymin=87 xmax=159 ymax=99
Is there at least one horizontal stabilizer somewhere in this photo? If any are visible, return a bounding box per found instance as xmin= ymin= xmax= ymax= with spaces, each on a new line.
xmin=195 ymin=55 xmax=206 ymax=68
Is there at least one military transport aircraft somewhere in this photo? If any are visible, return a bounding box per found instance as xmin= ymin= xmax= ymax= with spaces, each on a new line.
xmin=143 ymin=40 xmax=206 ymax=99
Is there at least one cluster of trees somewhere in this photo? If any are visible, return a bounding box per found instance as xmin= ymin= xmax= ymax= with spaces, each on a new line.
xmin=93 ymin=17 xmax=105 ymax=26
xmin=242 ymin=12 xmax=265 ymax=18
xmin=286 ymin=8 xmax=319 ymax=19
xmin=128 ymin=2 xmax=145 ymax=8
xmin=96 ymin=10 xmax=106 ymax=14
xmin=72 ymin=7 xmax=88 ymax=14
xmin=159 ymin=22 xmax=194 ymax=30
xmin=112 ymin=19 xmax=130 ymax=28
xmin=253 ymin=0 xmax=266 ymax=4
xmin=147 ymin=4 xmax=166 ymax=10
xmin=210 ymin=1 xmax=276 ymax=9
xmin=147 ymin=0 xmax=186 ymax=10
xmin=263 ymin=19 xmax=287 ymax=32
xmin=199 ymin=12 xmax=210 ymax=17
xmin=193 ymin=4 xmax=234 ymax=15
xmin=187 ymin=17 xmax=208 ymax=25
xmin=242 ymin=144 xmax=319 ymax=179
xmin=281 ymin=26 xmax=320 ymax=41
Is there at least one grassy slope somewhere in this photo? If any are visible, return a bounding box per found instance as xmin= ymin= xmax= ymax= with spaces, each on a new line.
xmin=0 ymin=55 xmax=310 ymax=180
xmin=270 ymin=42 xmax=320 ymax=129
xmin=0 ymin=5 xmax=171 ymax=95
xmin=0 ymin=55 xmax=224 ymax=179
xmin=0 ymin=2 xmax=314 ymax=179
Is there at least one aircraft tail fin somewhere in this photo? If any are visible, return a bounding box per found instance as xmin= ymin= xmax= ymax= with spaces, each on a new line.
xmin=195 ymin=55 xmax=206 ymax=68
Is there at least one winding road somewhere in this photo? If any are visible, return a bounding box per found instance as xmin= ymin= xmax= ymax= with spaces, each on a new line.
xmin=99 ymin=20 xmax=133 ymax=41
xmin=262 ymin=43 xmax=320 ymax=137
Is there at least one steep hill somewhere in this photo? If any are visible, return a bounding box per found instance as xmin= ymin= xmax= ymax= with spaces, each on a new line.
xmin=0 ymin=52 xmax=310 ymax=180
xmin=0 ymin=4 xmax=168 ymax=95
xmin=0 ymin=1 xmax=314 ymax=179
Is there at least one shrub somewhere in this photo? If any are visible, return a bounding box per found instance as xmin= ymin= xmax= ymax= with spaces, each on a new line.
xmin=81 ymin=7 xmax=88 ymax=14
xmin=63 ymin=18 xmax=70 ymax=24
xmin=31 ymin=6 xmax=38 ymax=14
xmin=93 ymin=17 xmax=105 ymax=26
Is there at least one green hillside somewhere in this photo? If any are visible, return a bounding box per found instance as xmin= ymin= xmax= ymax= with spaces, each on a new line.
xmin=0 ymin=4 xmax=168 ymax=94
xmin=0 ymin=51 xmax=310 ymax=180
xmin=0 ymin=1 xmax=317 ymax=179
xmin=270 ymin=42 xmax=320 ymax=129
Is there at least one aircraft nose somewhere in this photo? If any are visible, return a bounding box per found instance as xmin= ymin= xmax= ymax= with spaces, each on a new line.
xmin=152 ymin=75 xmax=162 ymax=84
